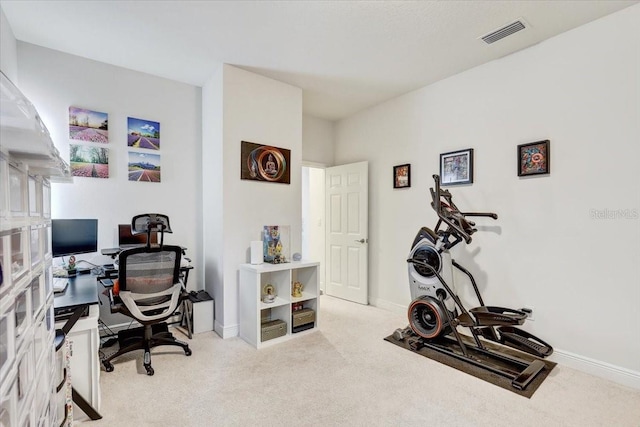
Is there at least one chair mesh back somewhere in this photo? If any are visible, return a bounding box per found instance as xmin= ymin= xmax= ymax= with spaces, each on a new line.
xmin=122 ymin=250 xmax=178 ymax=294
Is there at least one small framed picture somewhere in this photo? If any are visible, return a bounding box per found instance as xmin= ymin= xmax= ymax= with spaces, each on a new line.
xmin=440 ymin=148 xmax=473 ymax=186
xmin=393 ymin=164 xmax=411 ymax=189
xmin=518 ymin=140 xmax=550 ymax=177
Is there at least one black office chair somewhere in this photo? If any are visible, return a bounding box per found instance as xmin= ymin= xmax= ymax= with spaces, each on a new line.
xmin=101 ymin=214 xmax=192 ymax=376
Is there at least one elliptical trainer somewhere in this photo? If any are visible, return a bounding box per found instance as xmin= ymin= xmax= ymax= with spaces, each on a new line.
xmin=398 ymin=175 xmax=553 ymax=391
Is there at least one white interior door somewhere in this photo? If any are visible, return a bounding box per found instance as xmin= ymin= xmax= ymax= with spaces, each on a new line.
xmin=325 ymin=161 xmax=368 ymax=304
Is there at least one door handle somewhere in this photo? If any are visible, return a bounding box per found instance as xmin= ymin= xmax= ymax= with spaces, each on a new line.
xmin=354 ymin=238 xmax=368 ymax=243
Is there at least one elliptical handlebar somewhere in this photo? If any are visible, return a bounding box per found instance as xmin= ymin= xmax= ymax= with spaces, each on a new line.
xmin=430 ymin=174 xmax=497 ymax=245
xmin=461 ymin=212 xmax=498 ymax=220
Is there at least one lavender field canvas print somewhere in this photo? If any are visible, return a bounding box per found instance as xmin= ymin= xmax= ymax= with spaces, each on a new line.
xmin=128 ymin=151 xmax=161 ymax=182
xmin=127 ymin=117 xmax=160 ymax=150
xmin=70 ymin=144 xmax=109 ymax=178
xmin=69 ymin=107 xmax=108 ymax=143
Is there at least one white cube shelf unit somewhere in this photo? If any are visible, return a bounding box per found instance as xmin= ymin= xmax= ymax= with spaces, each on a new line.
xmin=239 ymin=261 xmax=319 ymax=348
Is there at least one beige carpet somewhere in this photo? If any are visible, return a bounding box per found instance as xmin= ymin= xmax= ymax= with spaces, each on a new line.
xmin=78 ymin=295 xmax=640 ymax=426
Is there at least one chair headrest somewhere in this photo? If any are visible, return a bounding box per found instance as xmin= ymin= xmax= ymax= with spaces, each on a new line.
xmin=131 ymin=213 xmax=172 ymax=235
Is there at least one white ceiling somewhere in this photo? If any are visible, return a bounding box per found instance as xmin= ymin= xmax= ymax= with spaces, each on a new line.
xmin=2 ymin=1 xmax=637 ymax=121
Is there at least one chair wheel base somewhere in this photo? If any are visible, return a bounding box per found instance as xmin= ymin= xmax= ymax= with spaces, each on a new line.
xmin=103 ymin=361 xmax=114 ymax=372
xmin=145 ymin=365 xmax=154 ymax=376
xmin=185 ymin=348 xmax=192 ymax=356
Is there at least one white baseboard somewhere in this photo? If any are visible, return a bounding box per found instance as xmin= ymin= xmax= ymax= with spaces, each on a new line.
xmin=214 ymin=320 xmax=238 ymax=339
xmin=370 ymin=298 xmax=640 ymax=391
xmin=550 ymin=349 xmax=640 ymax=390
xmin=370 ymin=297 xmax=406 ymax=315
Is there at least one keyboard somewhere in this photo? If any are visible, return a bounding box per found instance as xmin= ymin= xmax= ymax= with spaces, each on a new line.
xmin=53 ymin=277 xmax=68 ymax=293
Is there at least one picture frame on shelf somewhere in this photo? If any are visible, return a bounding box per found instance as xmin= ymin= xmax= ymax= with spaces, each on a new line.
xmin=440 ymin=148 xmax=473 ymax=186
xmin=263 ymin=225 xmax=290 ymax=264
xmin=393 ymin=164 xmax=411 ymax=189
xmin=518 ymin=140 xmax=550 ymax=177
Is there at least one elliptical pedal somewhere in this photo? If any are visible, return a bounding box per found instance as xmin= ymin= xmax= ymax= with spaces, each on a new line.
xmin=498 ymin=326 xmax=553 ymax=358
xmin=469 ymin=306 xmax=527 ymax=326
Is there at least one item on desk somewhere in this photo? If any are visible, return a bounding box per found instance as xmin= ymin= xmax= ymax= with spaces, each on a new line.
xmin=67 ymin=256 xmax=77 ymax=276
xmin=53 ymin=278 xmax=68 ymax=294
xmin=53 ymin=264 xmax=69 ymax=277
xmin=104 ymin=265 xmax=119 ymax=279
xmin=100 ymin=278 xmax=114 ymax=287
xmin=101 ymin=248 xmax=120 ymax=257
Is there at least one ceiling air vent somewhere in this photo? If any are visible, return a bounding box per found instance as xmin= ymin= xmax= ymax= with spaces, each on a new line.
xmin=481 ymin=19 xmax=527 ymax=44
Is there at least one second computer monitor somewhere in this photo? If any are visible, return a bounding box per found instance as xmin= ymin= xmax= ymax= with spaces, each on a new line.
xmin=118 ymin=224 xmax=158 ymax=248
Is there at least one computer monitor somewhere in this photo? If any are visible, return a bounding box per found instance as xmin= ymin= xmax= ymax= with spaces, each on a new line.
xmin=118 ymin=224 xmax=157 ymax=248
xmin=51 ymin=219 xmax=98 ymax=258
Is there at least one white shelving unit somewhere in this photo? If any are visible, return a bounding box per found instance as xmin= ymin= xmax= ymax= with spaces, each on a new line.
xmin=239 ymin=261 xmax=319 ymax=348
xmin=0 ymin=70 xmax=70 ymax=427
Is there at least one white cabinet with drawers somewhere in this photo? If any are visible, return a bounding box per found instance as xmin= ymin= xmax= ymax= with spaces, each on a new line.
xmin=0 ymin=70 xmax=70 ymax=427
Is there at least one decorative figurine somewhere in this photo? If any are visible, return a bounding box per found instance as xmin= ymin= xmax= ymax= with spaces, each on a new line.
xmin=262 ymin=283 xmax=276 ymax=303
xmin=292 ymin=281 xmax=303 ymax=298
xmin=67 ymin=255 xmax=77 ymax=276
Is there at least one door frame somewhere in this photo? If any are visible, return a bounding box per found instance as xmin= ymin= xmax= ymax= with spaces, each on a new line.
xmin=302 ymin=162 xmax=327 ymax=293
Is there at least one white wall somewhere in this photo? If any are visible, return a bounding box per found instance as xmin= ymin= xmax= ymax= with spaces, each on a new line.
xmin=202 ymin=65 xmax=224 ymax=334
xmin=17 ymin=43 xmax=203 ymax=323
xmin=302 ymin=114 xmax=334 ymax=165
xmin=203 ymin=64 xmax=302 ymax=337
xmin=334 ymin=5 xmax=640 ymax=383
xmin=0 ymin=6 xmax=18 ymax=82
